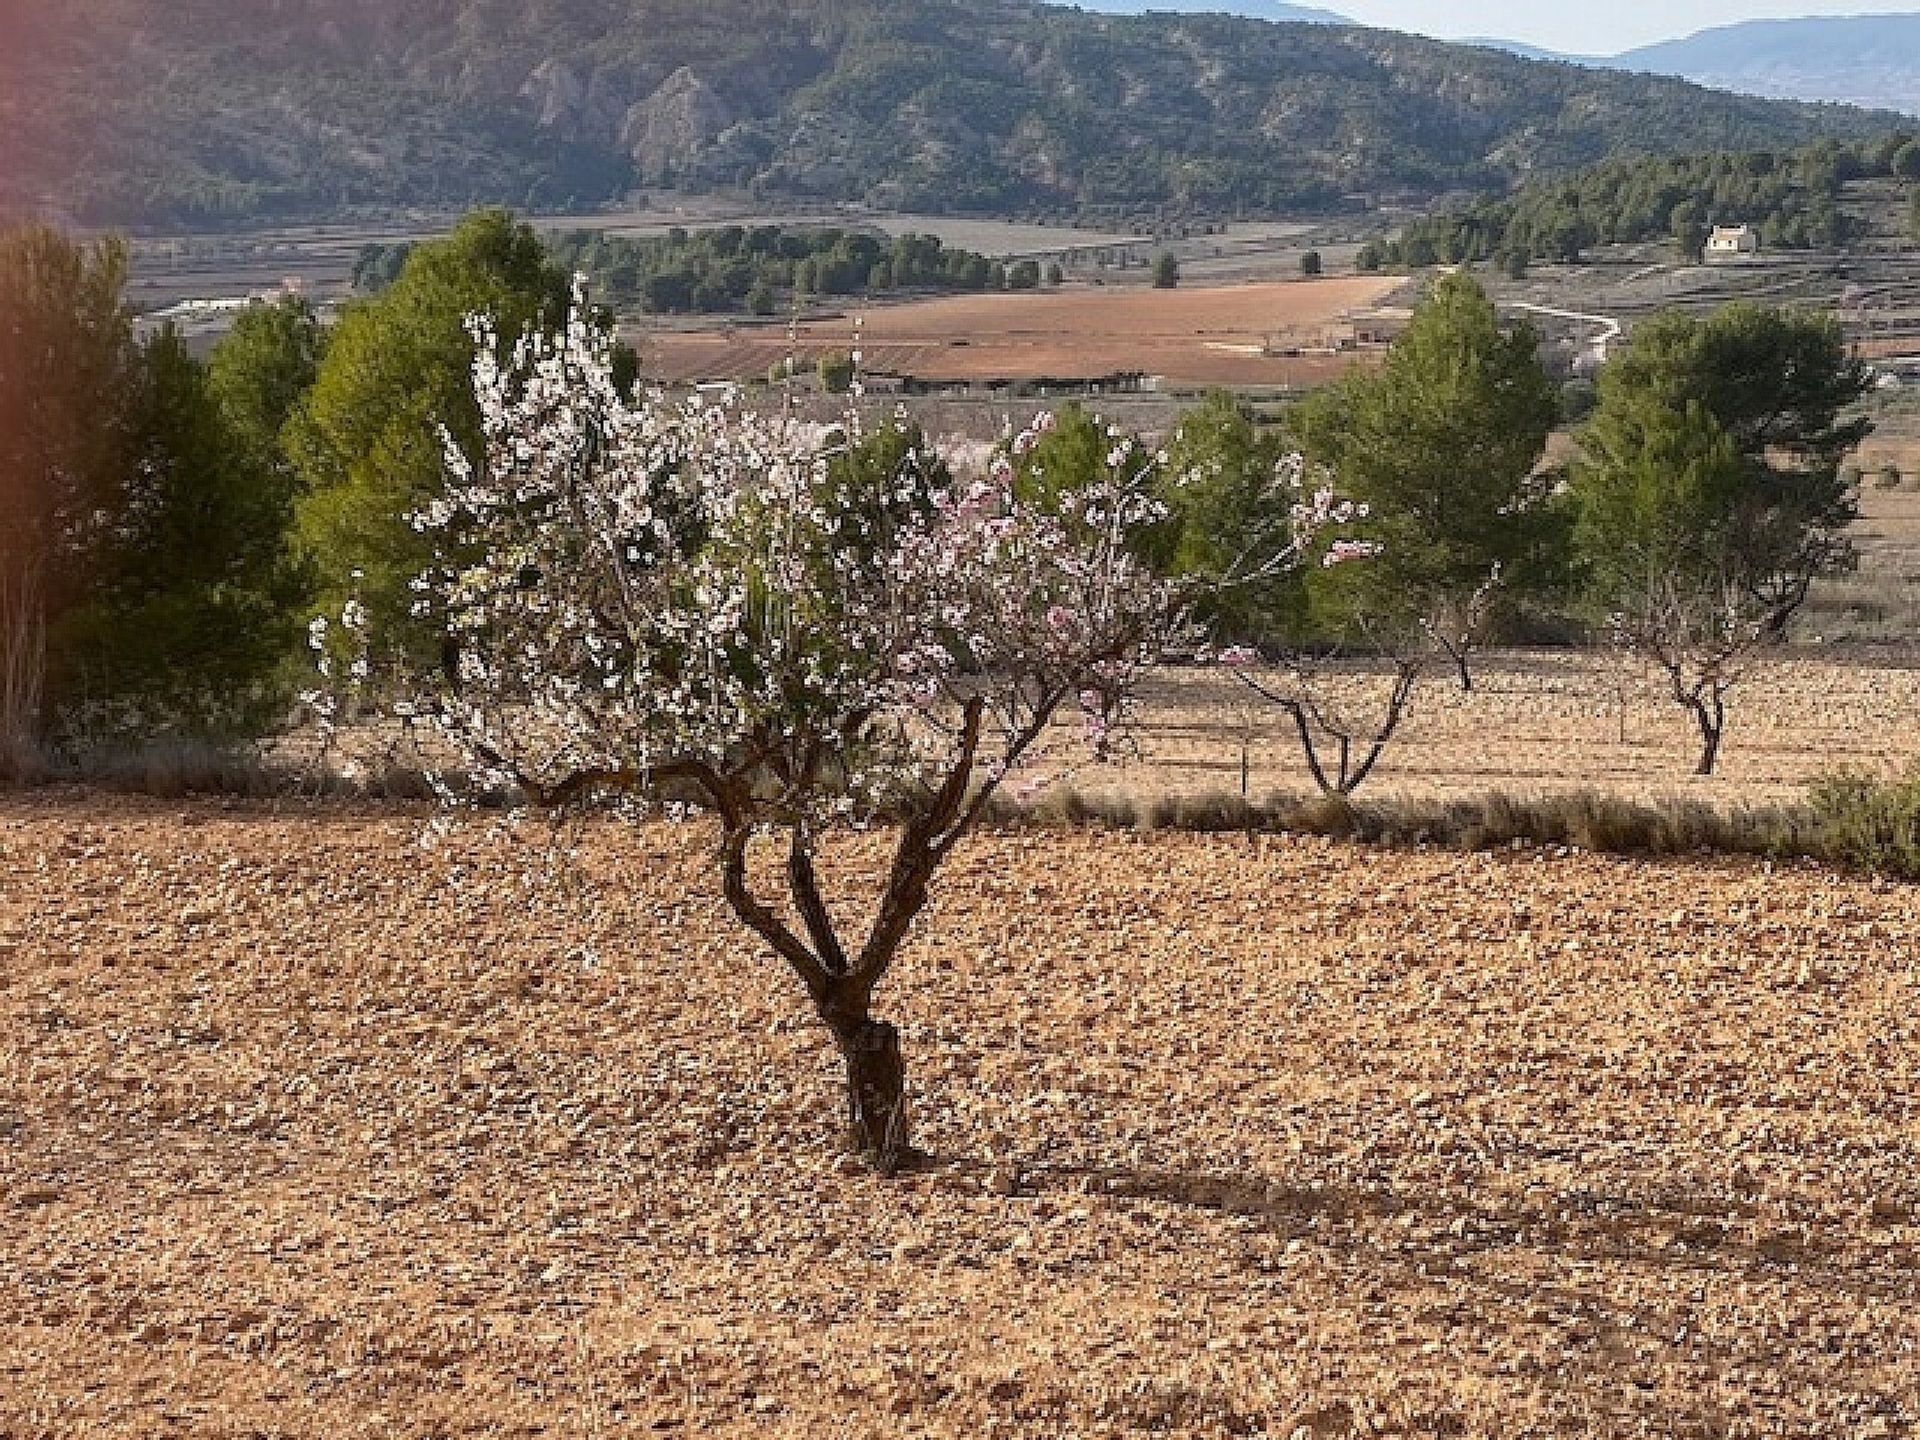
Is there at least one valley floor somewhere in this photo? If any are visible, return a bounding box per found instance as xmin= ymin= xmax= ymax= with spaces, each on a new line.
xmin=3 ymin=797 xmax=1917 ymax=1437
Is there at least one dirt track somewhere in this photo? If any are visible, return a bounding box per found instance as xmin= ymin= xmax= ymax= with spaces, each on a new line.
xmin=3 ymin=795 xmax=1918 ymax=1438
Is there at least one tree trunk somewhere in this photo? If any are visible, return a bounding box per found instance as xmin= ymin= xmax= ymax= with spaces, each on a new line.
xmin=1454 ymin=652 xmax=1474 ymax=694
xmin=828 ymin=1011 xmax=910 ymax=1172
xmin=0 ymin=566 xmax=46 ymax=771
xmin=1694 ymin=703 xmax=1725 ymax=777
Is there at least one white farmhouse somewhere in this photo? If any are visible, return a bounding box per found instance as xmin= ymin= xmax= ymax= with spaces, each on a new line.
xmin=1704 ymin=224 xmax=1760 ymax=262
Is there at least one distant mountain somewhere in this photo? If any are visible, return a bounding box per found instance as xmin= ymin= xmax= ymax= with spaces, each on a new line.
xmin=1071 ymin=1 xmax=1345 ymax=21
xmin=1 ymin=0 xmax=1905 ymax=230
xmin=1614 ymin=14 xmax=1920 ymax=115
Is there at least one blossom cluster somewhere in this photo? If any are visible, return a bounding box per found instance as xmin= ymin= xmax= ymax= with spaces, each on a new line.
xmin=388 ymin=283 xmax=1196 ymax=823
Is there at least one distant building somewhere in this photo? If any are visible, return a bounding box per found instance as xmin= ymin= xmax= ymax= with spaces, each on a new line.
xmin=1705 ymin=225 xmax=1760 ymax=262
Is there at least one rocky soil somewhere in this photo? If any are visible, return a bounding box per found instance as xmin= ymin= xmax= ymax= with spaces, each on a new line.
xmin=3 ymin=794 xmax=1918 ymax=1438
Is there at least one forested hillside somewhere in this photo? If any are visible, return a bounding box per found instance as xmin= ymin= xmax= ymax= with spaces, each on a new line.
xmin=1390 ymin=131 xmax=1920 ymax=267
xmin=1 ymin=0 xmax=1903 ymax=228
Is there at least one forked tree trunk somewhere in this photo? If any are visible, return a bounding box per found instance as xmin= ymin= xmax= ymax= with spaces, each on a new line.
xmin=826 ymin=1008 xmax=910 ymax=1171
xmin=1453 ymin=652 xmax=1474 ymax=694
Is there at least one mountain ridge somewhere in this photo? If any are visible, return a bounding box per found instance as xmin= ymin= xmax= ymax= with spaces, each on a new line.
xmin=1 ymin=0 xmax=1904 ymax=229
xmin=1613 ymin=13 xmax=1920 ymax=115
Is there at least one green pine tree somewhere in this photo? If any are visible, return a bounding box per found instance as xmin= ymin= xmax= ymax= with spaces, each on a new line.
xmin=1289 ymin=273 xmax=1563 ymax=686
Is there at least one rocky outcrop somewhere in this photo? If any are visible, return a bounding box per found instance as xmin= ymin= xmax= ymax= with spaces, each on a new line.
xmin=621 ymin=68 xmax=732 ymax=180
xmin=520 ymin=58 xmax=631 ymax=140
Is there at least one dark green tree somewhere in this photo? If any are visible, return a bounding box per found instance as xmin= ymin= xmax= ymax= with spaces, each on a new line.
xmin=1592 ymin=303 xmax=1871 ymax=635
xmin=54 ymin=326 xmax=310 ymax=738
xmin=1299 ymin=250 xmax=1323 ymax=277
xmin=287 ymin=210 xmax=569 ymax=657
xmin=817 ymin=351 xmax=856 ymax=394
xmin=1151 ymin=253 xmax=1180 ymax=289
xmin=1571 ymin=303 xmax=1873 ymax=773
xmin=0 ymin=227 xmax=137 ymax=753
xmin=1290 ymin=273 xmax=1563 ymax=688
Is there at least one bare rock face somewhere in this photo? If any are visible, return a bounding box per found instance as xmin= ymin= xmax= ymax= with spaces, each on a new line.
xmin=520 ymin=59 xmax=630 ymax=140
xmin=622 ymin=68 xmax=732 ymax=180
xmin=521 ymin=58 xmax=587 ymax=130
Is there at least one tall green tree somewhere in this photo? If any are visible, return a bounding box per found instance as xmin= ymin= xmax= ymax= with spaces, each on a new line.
xmin=1592 ymin=303 xmax=1870 ymax=634
xmin=1570 ymin=303 xmax=1872 ymax=774
xmin=1289 ymin=273 xmax=1563 ymax=687
xmin=0 ymin=227 xmax=137 ymax=752
xmin=288 ymin=210 xmax=569 ymax=655
xmin=54 ymin=326 xmax=311 ymax=737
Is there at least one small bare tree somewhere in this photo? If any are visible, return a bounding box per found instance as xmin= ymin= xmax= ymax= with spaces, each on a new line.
xmin=1613 ymin=570 xmax=1768 ymax=777
xmin=1225 ymin=644 xmax=1423 ymax=797
xmin=1419 ymin=563 xmax=1506 ymax=694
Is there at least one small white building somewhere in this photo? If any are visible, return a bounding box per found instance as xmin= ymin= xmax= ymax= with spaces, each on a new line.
xmin=1704 ymin=225 xmax=1760 ymax=262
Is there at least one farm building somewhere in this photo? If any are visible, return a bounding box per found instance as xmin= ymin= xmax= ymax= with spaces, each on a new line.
xmin=1704 ymin=225 xmax=1760 ymax=262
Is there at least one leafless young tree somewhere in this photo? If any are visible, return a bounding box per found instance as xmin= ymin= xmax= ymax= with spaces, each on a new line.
xmin=1226 ymin=642 xmax=1425 ymax=798
xmin=1613 ymin=570 xmax=1770 ymax=777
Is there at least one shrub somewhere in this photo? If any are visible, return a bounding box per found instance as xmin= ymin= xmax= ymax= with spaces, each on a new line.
xmin=1805 ymin=768 xmax=1920 ymax=879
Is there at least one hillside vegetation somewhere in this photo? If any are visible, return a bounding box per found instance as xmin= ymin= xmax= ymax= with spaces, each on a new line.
xmin=1 ymin=0 xmax=1904 ymax=228
xmin=1389 ymin=131 xmax=1920 ymax=267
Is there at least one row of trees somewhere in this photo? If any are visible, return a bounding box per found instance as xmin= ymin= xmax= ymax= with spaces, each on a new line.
xmin=1149 ymin=275 xmax=1868 ymax=782
xmin=0 ymin=228 xmax=317 ymax=757
xmin=3 ymin=207 xmax=1869 ymax=795
xmin=0 ymin=211 xmax=609 ymax=759
xmin=2 ymin=204 xmax=1873 ymax=1170
xmin=360 ymin=226 xmax=1057 ymax=318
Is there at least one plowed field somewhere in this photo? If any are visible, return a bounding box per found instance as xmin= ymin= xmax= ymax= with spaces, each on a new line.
xmin=4 ymin=796 xmax=1918 ymax=1437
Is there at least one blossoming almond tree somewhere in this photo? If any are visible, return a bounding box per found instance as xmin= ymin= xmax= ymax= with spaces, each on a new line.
xmin=350 ymin=289 xmax=1322 ymax=1171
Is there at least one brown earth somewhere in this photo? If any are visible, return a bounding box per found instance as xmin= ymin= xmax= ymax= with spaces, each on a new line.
xmin=4 ymin=795 xmax=1918 ymax=1438
xmin=632 ymin=277 xmax=1404 ymax=387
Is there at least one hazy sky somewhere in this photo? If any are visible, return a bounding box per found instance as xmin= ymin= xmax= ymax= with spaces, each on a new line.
xmin=1328 ymin=1 xmax=1920 ymax=55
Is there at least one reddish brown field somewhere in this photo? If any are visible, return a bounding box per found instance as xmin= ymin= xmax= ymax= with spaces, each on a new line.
xmin=4 ymin=795 xmax=1918 ymax=1438
xmin=633 ymin=277 xmax=1404 ymax=387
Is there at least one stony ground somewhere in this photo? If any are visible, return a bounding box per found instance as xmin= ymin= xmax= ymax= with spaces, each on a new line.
xmin=1091 ymin=649 xmax=1920 ymax=809
xmin=4 ymin=794 xmax=1919 ymax=1438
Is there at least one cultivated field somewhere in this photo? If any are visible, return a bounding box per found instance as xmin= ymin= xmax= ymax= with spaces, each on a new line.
xmin=632 ymin=276 xmax=1406 ymax=388
xmin=1096 ymin=649 xmax=1920 ymax=810
xmin=4 ymin=798 xmax=1917 ymax=1438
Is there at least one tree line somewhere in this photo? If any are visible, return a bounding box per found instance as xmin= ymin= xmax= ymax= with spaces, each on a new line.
xmin=1375 ymin=131 xmax=1920 ymax=269
xmin=1 ymin=208 xmax=1868 ymax=796
xmin=357 ymin=225 xmax=1054 ymax=317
